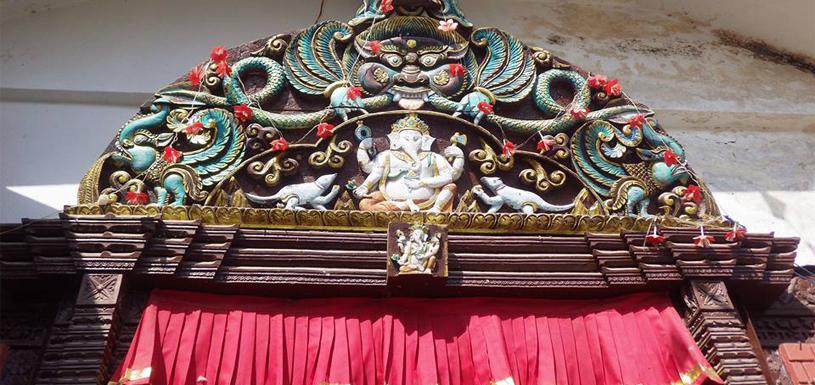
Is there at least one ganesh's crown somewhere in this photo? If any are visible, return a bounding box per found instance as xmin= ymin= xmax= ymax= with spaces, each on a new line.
xmin=391 ymin=114 xmax=430 ymax=135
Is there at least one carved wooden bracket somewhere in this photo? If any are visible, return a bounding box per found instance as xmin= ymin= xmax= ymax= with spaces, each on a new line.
xmin=35 ymin=274 xmax=124 ymax=385
xmin=683 ymin=280 xmax=767 ymax=385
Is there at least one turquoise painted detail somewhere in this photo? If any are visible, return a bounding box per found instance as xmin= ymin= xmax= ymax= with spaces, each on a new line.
xmin=571 ymin=119 xmax=689 ymax=215
xmin=284 ymin=21 xmax=353 ymax=96
xmin=471 ymin=28 xmax=535 ymax=103
xmin=113 ymin=107 xmax=245 ymax=205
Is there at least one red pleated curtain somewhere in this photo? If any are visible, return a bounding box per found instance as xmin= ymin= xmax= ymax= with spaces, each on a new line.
xmin=110 ymin=290 xmax=721 ymax=385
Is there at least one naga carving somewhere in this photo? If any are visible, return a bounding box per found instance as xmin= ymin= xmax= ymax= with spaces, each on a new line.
xmin=78 ymin=0 xmax=719 ymax=222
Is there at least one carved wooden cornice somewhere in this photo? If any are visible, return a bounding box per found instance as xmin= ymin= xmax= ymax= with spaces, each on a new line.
xmin=0 ymin=212 xmax=798 ymax=295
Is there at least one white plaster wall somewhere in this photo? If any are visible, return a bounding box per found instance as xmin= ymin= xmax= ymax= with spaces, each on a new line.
xmin=1 ymin=0 xmax=813 ymax=263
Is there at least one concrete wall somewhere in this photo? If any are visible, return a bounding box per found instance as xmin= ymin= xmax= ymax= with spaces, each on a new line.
xmin=1 ymin=0 xmax=813 ymax=263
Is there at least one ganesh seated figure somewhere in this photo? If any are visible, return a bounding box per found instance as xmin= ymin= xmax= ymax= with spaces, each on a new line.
xmin=353 ymin=114 xmax=464 ymax=212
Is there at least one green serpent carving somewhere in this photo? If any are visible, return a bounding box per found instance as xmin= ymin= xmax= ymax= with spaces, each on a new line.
xmin=157 ymin=56 xmax=336 ymax=130
xmin=430 ymin=69 xmax=640 ymax=136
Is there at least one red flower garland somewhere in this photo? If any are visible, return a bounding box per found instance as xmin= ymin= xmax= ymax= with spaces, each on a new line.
xmin=125 ymin=191 xmax=150 ymax=205
xmin=693 ymin=234 xmax=714 ymax=248
xmin=449 ymin=63 xmax=466 ymax=78
xmin=215 ymin=60 xmax=232 ymax=78
xmin=315 ymin=122 xmax=335 ymax=139
xmin=271 ymin=138 xmax=289 ymax=152
xmin=184 ymin=121 xmax=204 ymax=135
xmin=587 ymin=74 xmax=607 ymax=89
xmin=604 ymin=79 xmax=622 ymax=97
xmin=536 ymin=136 xmax=556 ymax=153
xmin=644 ymin=233 xmax=666 ymax=246
xmin=683 ymin=184 xmax=703 ymax=203
xmin=569 ymin=106 xmax=589 ymax=120
xmin=188 ymin=65 xmax=204 ymax=86
xmin=725 ymin=228 xmax=747 ymax=242
xmin=210 ymin=46 xmax=228 ymax=62
xmin=477 ymin=101 xmax=493 ymax=115
xmin=162 ymin=146 xmax=183 ymax=164
xmin=346 ymin=86 xmax=362 ymax=100
xmin=233 ymin=104 xmax=253 ymax=123
xmin=663 ymin=149 xmax=679 ymax=166
xmin=367 ymin=40 xmax=382 ymax=55
xmin=501 ymin=140 xmax=516 ymax=157
xmin=627 ymin=114 xmax=645 ymax=129
xmin=380 ymin=0 xmax=394 ymax=13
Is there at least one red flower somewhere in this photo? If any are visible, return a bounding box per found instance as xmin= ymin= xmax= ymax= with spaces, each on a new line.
xmin=184 ymin=121 xmax=204 ymax=135
xmin=162 ymin=146 xmax=183 ymax=164
xmin=604 ymin=79 xmax=622 ymax=97
xmin=449 ymin=63 xmax=466 ymax=78
xmin=380 ymin=0 xmax=394 ymax=13
xmin=587 ymin=74 xmax=607 ymax=89
xmin=536 ymin=136 xmax=556 ymax=153
xmin=725 ymin=228 xmax=747 ymax=242
xmin=367 ymin=40 xmax=382 ymax=55
xmin=645 ymin=233 xmax=666 ymax=246
xmin=627 ymin=114 xmax=645 ymax=129
xmin=271 ymin=137 xmax=289 ymax=152
xmin=210 ymin=46 xmax=228 ymax=62
xmin=663 ymin=149 xmax=679 ymax=166
xmin=315 ymin=122 xmax=335 ymax=139
xmin=215 ymin=60 xmax=232 ymax=78
xmin=501 ymin=140 xmax=516 ymax=157
xmin=233 ymin=104 xmax=253 ymax=123
xmin=125 ymin=191 xmax=149 ymax=205
xmin=188 ymin=64 xmax=204 ymax=86
xmin=569 ymin=106 xmax=589 ymax=120
xmin=477 ymin=101 xmax=494 ymax=115
xmin=346 ymin=86 xmax=362 ymax=100
xmin=693 ymin=234 xmax=714 ymax=248
xmin=683 ymin=184 xmax=703 ymax=203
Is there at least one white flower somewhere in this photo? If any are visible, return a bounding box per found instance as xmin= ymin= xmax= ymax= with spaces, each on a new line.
xmin=438 ymin=19 xmax=458 ymax=32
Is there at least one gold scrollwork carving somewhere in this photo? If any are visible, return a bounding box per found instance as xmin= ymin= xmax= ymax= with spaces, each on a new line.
xmin=530 ymin=47 xmax=571 ymax=70
xmin=165 ymin=108 xmax=191 ymax=131
xmin=551 ymin=133 xmax=570 ymax=160
xmin=658 ymin=186 xmax=699 ymax=218
xmin=519 ymin=159 xmax=566 ymax=192
xmin=251 ymin=34 xmax=290 ymax=58
xmin=308 ymin=137 xmax=352 ymax=169
xmin=468 ymin=139 xmax=514 ymax=175
xmin=247 ymin=155 xmax=299 ymax=187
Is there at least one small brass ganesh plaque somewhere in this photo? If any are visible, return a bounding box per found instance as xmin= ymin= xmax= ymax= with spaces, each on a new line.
xmin=387 ymin=222 xmax=448 ymax=278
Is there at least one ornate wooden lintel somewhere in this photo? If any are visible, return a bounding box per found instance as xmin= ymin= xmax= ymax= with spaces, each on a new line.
xmin=35 ymin=274 xmax=124 ymax=385
xmin=683 ymin=280 xmax=768 ymax=385
xmin=0 ymin=213 xmax=798 ymax=294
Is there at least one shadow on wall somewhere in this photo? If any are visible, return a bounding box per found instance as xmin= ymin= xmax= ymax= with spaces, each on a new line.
xmin=0 ymin=195 xmax=55 ymax=220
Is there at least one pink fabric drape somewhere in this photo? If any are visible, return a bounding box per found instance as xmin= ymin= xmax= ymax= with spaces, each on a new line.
xmin=110 ymin=290 xmax=721 ymax=385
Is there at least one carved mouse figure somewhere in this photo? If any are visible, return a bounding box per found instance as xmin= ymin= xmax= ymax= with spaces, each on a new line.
xmin=245 ymin=173 xmax=340 ymax=210
xmin=472 ymin=176 xmax=574 ymax=214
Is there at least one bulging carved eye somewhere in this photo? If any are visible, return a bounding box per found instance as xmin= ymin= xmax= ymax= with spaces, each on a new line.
xmin=383 ymin=54 xmax=403 ymax=68
xmin=420 ymin=54 xmax=439 ymax=68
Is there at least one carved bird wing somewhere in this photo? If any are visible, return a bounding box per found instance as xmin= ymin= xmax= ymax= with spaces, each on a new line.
xmin=471 ymin=28 xmax=536 ymax=103
xmin=284 ymin=21 xmax=354 ymax=96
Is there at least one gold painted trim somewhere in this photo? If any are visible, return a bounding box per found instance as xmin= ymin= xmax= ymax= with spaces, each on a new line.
xmin=63 ymin=204 xmax=731 ymax=235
